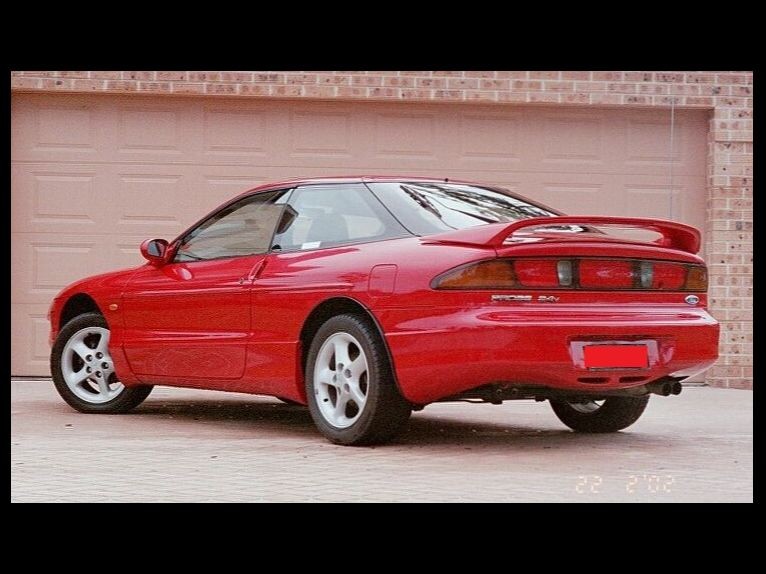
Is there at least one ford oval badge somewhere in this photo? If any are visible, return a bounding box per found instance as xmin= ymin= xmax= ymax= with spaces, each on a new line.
xmin=685 ymin=295 xmax=700 ymax=305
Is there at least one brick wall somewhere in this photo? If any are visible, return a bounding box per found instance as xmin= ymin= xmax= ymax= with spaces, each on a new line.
xmin=10 ymin=70 xmax=754 ymax=388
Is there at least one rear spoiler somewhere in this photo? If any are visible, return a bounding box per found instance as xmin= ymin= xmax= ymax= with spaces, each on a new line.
xmin=422 ymin=216 xmax=701 ymax=254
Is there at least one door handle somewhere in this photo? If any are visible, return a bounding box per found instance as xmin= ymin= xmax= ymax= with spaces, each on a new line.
xmin=238 ymin=259 xmax=267 ymax=285
xmin=248 ymin=259 xmax=267 ymax=282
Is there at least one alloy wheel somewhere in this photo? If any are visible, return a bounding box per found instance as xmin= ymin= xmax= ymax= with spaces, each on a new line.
xmin=61 ymin=326 xmax=124 ymax=404
xmin=313 ymin=332 xmax=369 ymax=429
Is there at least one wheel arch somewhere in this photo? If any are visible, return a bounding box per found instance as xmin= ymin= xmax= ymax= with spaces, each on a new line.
xmin=298 ymin=296 xmax=401 ymax=394
xmin=59 ymin=293 xmax=102 ymax=330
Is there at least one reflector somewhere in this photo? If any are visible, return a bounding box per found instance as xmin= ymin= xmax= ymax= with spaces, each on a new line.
xmin=436 ymin=260 xmax=517 ymax=289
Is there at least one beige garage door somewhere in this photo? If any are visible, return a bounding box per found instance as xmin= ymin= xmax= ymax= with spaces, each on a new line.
xmin=11 ymin=93 xmax=708 ymax=376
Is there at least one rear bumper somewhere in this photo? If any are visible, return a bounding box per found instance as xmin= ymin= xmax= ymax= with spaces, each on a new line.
xmin=378 ymin=305 xmax=719 ymax=404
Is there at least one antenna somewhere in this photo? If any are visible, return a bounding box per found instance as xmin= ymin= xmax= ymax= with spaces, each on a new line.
xmin=668 ymin=92 xmax=676 ymax=220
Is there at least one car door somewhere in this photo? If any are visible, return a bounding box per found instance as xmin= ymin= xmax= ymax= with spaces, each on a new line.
xmin=122 ymin=188 xmax=292 ymax=384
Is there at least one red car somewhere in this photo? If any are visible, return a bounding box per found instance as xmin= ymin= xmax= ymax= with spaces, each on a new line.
xmin=48 ymin=177 xmax=719 ymax=445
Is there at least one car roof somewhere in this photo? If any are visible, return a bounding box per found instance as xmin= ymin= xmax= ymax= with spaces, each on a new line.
xmin=234 ymin=175 xmax=484 ymax=199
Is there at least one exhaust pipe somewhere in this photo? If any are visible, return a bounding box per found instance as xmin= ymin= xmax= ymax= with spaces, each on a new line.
xmin=644 ymin=379 xmax=683 ymax=397
xmin=645 ymin=381 xmax=672 ymax=396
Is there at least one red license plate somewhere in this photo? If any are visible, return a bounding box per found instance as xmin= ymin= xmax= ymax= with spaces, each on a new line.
xmin=583 ymin=344 xmax=648 ymax=368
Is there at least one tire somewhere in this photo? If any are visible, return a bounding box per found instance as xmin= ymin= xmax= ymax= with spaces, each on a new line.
xmin=305 ymin=314 xmax=411 ymax=446
xmin=51 ymin=312 xmax=153 ymax=414
xmin=550 ymin=395 xmax=650 ymax=433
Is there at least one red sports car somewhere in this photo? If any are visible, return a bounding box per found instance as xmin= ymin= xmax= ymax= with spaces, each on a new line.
xmin=48 ymin=177 xmax=719 ymax=445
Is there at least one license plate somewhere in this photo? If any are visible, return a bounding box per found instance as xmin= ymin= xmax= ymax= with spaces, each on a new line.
xmin=583 ymin=344 xmax=648 ymax=369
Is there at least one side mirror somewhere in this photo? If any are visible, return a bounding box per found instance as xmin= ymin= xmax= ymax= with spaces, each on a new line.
xmin=140 ymin=239 xmax=169 ymax=266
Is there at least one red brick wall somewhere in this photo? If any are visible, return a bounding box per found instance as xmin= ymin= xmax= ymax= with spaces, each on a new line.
xmin=10 ymin=70 xmax=754 ymax=388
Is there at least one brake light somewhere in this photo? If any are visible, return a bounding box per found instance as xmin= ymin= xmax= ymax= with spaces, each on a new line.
xmin=513 ymin=259 xmax=559 ymax=287
xmin=651 ymin=262 xmax=686 ymax=290
xmin=579 ymin=260 xmax=634 ymax=288
xmin=433 ymin=258 xmax=707 ymax=292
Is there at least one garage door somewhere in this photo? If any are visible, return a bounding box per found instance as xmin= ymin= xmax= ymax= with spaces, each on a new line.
xmin=11 ymin=93 xmax=708 ymax=376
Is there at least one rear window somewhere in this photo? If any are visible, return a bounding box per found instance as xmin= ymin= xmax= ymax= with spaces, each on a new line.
xmin=366 ymin=182 xmax=558 ymax=236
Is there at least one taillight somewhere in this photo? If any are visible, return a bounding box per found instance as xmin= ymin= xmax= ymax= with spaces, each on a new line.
xmin=433 ymin=258 xmax=707 ymax=292
xmin=513 ymin=259 xmax=559 ymax=287
xmin=651 ymin=262 xmax=686 ymax=290
xmin=685 ymin=266 xmax=708 ymax=291
xmin=435 ymin=260 xmax=517 ymax=289
xmin=579 ymin=260 xmax=634 ymax=288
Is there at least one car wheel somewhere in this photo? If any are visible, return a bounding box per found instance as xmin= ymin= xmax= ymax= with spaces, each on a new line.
xmin=306 ymin=314 xmax=411 ymax=445
xmin=549 ymin=395 xmax=650 ymax=433
xmin=51 ymin=312 xmax=153 ymax=414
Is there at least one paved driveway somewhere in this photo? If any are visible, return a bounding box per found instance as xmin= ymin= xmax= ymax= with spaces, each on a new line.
xmin=11 ymin=381 xmax=752 ymax=502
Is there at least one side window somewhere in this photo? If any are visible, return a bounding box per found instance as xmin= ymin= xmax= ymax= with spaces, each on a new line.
xmin=272 ymin=184 xmax=407 ymax=251
xmin=174 ymin=189 xmax=291 ymax=262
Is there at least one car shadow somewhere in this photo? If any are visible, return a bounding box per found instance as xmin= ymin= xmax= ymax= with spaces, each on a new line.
xmin=131 ymin=396 xmax=669 ymax=451
xmin=133 ymin=397 xmax=318 ymax=436
xmin=402 ymin=415 xmax=662 ymax=449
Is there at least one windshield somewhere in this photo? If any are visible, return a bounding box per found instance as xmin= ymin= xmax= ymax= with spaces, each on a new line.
xmin=366 ymin=181 xmax=559 ymax=236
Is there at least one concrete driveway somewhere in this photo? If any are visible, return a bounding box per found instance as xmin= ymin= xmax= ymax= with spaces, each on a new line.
xmin=11 ymin=380 xmax=752 ymax=503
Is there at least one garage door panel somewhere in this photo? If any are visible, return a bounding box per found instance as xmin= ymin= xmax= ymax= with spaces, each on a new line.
xmin=12 ymin=235 xmax=97 ymax=303
xmin=456 ymin=111 xmax=522 ymax=167
xmin=626 ymin=116 xmax=675 ymax=164
xmin=114 ymin=100 xmax=196 ymax=162
xmin=624 ymin=113 xmax=708 ymax=176
xmin=623 ymin=175 xmax=706 ymax=231
xmin=119 ymin=108 xmax=181 ymax=153
xmin=369 ymin=110 xmax=452 ymax=171
xmin=12 ymin=233 xmax=147 ymax=305
xmin=116 ymin=173 xmax=185 ymax=227
xmin=11 ymin=94 xmax=709 ymax=375
xmin=289 ymin=108 xmax=354 ymax=160
xmin=624 ymin=182 xmax=683 ymax=219
xmin=203 ymin=104 xmax=292 ymax=167
xmin=200 ymin=172 xmax=271 ymax=217
xmin=203 ymin=107 xmax=268 ymax=158
xmin=113 ymin=238 xmax=149 ymax=270
xmin=11 ymin=164 xmax=100 ymax=234
xmin=105 ymin=163 xmax=193 ymax=236
xmin=12 ymin=94 xmax=110 ymax=163
xmin=36 ymin=104 xmax=96 ymax=151
xmin=12 ymin=303 xmax=53 ymax=377
xmin=535 ymin=182 xmax=606 ymax=215
xmin=541 ymin=111 xmax=608 ymax=167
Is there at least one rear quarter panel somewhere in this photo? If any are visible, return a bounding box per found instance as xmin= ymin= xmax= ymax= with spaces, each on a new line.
xmin=246 ymin=237 xmax=492 ymax=401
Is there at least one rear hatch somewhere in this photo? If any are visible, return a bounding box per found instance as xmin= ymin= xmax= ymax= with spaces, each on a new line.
xmin=425 ymin=216 xmax=710 ymax=377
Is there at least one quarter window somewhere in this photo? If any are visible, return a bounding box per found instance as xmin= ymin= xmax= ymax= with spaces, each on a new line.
xmin=174 ymin=189 xmax=291 ymax=262
xmin=271 ymin=184 xmax=407 ymax=251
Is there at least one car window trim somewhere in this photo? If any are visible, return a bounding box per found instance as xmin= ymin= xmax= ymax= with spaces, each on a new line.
xmin=362 ymin=181 xmax=422 ymax=238
xmin=268 ymin=233 xmax=413 ymax=256
xmin=172 ymin=187 xmax=295 ymax=264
